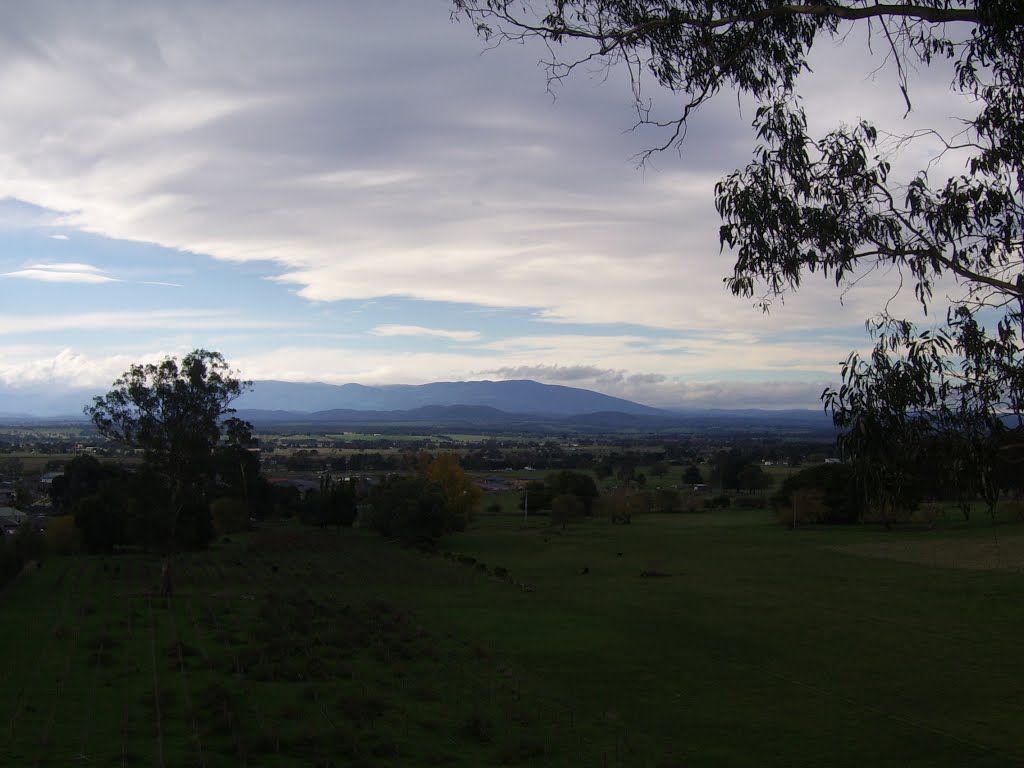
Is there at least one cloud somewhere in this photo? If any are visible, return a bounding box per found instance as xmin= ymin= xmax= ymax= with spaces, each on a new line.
xmin=370 ymin=324 xmax=481 ymax=342
xmin=0 ymin=1 xmax=934 ymax=339
xmin=634 ymin=379 xmax=836 ymax=410
xmin=477 ymin=363 xmax=668 ymax=388
xmin=48 ymin=233 xmax=69 ymax=240
xmin=483 ymin=364 xmax=613 ymax=382
xmin=2 ymin=263 xmax=120 ymax=283
xmin=0 ymin=347 xmax=160 ymax=389
xmin=0 ymin=3 xmax=964 ymax=408
xmin=0 ymin=334 xmax=849 ymax=410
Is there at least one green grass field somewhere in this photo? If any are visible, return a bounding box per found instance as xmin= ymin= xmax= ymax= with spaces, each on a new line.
xmin=2 ymin=512 xmax=1023 ymax=766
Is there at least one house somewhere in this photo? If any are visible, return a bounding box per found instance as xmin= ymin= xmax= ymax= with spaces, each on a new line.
xmin=0 ymin=506 xmax=26 ymax=537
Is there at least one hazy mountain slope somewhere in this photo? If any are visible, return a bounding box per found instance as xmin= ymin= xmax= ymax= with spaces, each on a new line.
xmin=236 ymin=379 xmax=667 ymax=416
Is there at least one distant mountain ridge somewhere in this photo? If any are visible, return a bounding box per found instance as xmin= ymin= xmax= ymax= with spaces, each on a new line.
xmin=235 ymin=379 xmax=668 ymax=417
xmin=0 ymin=379 xmax=835 ymax=435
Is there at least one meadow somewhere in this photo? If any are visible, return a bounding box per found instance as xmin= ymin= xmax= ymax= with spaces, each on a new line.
xmin=2 ymin=510 xmax=1023 ymax=767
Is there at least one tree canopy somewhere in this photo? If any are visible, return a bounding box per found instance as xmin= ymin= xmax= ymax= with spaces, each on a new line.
xmin=86 ymin=349 xmax=251 ymax=551
xmin=452 ymin=1 xmax=1024 ymax=514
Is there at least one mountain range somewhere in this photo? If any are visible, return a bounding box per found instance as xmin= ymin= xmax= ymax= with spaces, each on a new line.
xmin=0 ymin=378 xmax=834 ymax=434
xmin=234 ymin=379 xmax=666 ymax=417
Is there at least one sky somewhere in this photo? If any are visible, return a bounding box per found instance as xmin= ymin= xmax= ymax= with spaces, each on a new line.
xmin=0 ymin=1 xmax=973 ymax=412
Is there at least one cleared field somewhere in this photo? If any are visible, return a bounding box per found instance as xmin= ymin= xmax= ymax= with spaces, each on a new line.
xmin=834 ymin=529 xmax=1024 ymax=572
xmin=2 ymin=512 xmax=1023 ymax=766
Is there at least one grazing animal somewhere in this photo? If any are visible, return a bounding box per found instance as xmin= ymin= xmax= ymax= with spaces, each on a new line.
xmin=580 ymin=566 xmax=589 ymax=575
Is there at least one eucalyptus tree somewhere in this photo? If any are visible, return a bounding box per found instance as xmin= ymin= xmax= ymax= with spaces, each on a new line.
xmin=451 ymin=1 xmax=1024 ymax=514
xmin=87 ymin=350 xmax=251 ymax=593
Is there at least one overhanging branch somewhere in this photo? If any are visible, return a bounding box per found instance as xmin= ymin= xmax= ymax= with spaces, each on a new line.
xmin=469 ymin=3 xmax=980 ymax=51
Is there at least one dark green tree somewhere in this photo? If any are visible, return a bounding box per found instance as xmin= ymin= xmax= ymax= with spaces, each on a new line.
xmin=550 ymin=493 xmax=584 ymax=530
xmin=452 ymin=1 xmax=1024 ymax=507
xmin=545 ymin=469 xmax=600 ymax=515
xmin=316 ymin=474 xmax=357 ymax=529
xmin=368 ymin=475 xmax=450 ymax=546
xmin=682 ymin=464 xmax=703 ymax=486
xmin=653 ymin=488 xmax=683 ymax=513
xmin=708 ymin=449 xmax=747 ymax=491
xmin=520 ymin=478 xmax=549 ymax=513
xmin=773 ymin=462 xmax=860 ymax=525
xmin=737 ymin=463 xmax=772 ymax=493
xmin=212 ymin=416 xmax=264 ymax=517
xmin=86 ymin=350 xmax=250 ymax=593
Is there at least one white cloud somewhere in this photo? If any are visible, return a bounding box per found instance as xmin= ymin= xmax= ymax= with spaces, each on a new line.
xmin=370 ymin=325 xmax=481 ymax=342
xmin=2 ymin=263 xmax=120 ymax=283
xmin=0 ymin=1 xmax=938 ymax=337
xmin=28 ymin=262 xmax=101 ymax=272
xmin=0 ymin=318 xmax=865 ymax=409
xmin=0 ymin=347 xmax=160 ymax=389
xmin=0 ymin=3 xmax=966 ymax=408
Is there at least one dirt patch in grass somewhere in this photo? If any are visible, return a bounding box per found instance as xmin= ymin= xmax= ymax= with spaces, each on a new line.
xmin=832 ymin=533 xmax=1024 ymax=572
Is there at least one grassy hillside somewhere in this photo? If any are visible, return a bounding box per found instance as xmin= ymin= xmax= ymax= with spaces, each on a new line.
xmin=2 ymin=512 xmax=1023 ymax=766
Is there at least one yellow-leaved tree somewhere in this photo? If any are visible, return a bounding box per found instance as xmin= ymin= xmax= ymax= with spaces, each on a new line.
xmin=421 ymin=452 xmax=482 ymax=532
